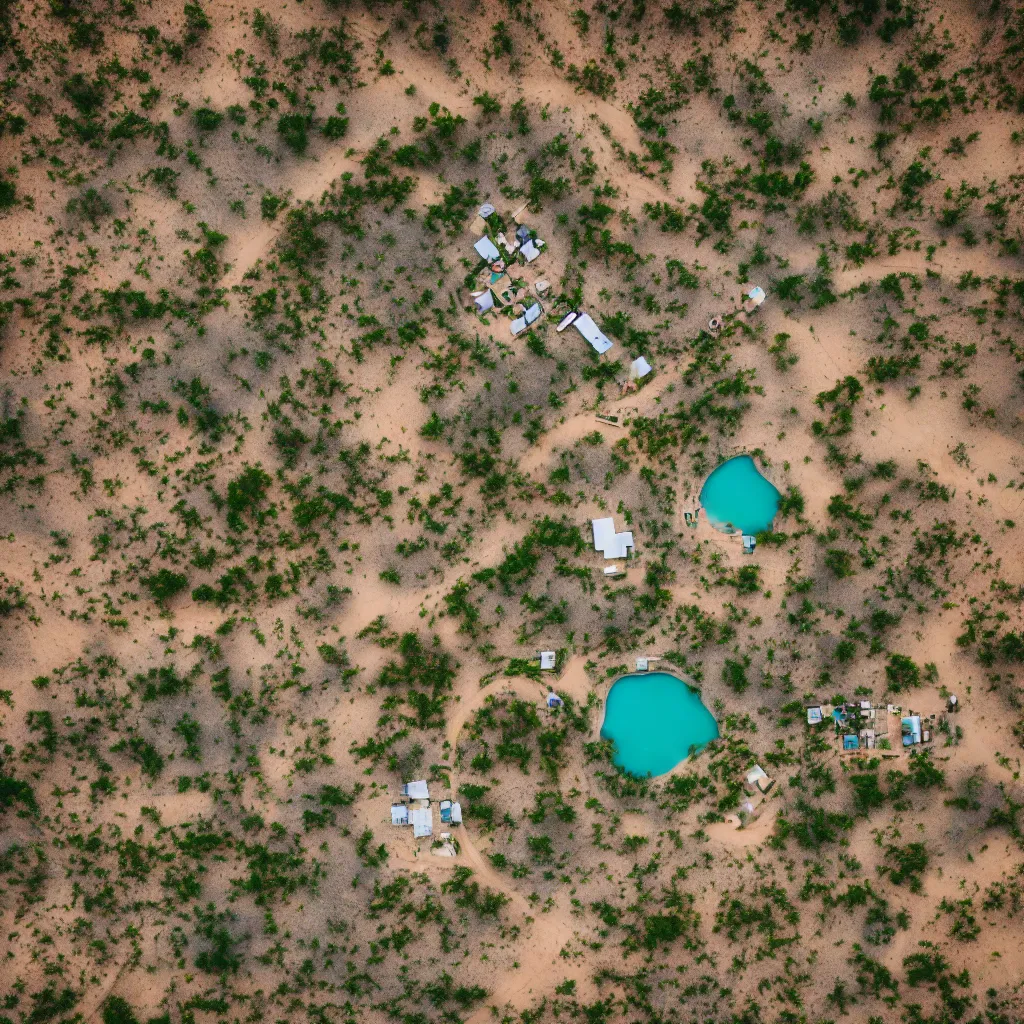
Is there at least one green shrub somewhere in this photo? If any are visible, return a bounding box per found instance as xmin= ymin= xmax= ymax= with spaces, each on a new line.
xmin=194 ymin=107 xmax=223 ymax=131
xmin=278 ymin=112 xmax=312 ymax=155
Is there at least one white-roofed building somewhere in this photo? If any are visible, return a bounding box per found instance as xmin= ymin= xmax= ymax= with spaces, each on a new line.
xmin=592 ymin=517 xmax=634 ymax=559
xmin=474 ymin=236 xmax=501 ymax=262
xmin=510 ymin=302 xmax=542 ymax=336
xmin=539 ymin=651 xmax=556 ymax=670
xmin=410 ymin=806 xmax=433 ymax=838
xmin=402 ymin=780 xmax=430 ymax=800
xmin=391 ymin=804 xmax=409 ymax=826
xmin=573 ymin=313 xmax=613 ymax=354
xmin=629 ymin=356 xmax=652 ymax=380
xmin=521 ymin=239 xmax=542 ymax=262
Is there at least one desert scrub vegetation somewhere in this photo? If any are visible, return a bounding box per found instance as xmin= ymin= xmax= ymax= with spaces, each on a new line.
xmin=2 ymin=2 xmax=1024 ymax=1023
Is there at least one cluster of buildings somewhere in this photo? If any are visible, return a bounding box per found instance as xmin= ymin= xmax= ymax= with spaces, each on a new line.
xmin=807 ymin=701 xmax=940 ymax=754
xmin=467 ymin=199 xmax=655 ymax=394
xmin=391 ymin=780 xmax=462 ymax=841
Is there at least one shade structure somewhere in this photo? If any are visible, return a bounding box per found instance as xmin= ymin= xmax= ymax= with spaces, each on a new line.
xmin=474 ymin=236 xmax=501 ymax=262
xmin=573 ymin=313 xmax=613 ymax=354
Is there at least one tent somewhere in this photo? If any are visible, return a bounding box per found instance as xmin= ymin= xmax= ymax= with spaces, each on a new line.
xmin=391 ymin=804 xmax=409 ymax=825
xmin=478 ymin=203 xmax=496 ymax=218
xmin=573 ymin=313 xmax=613 ymax=354
xmin=474 ymin=236 xmax=501 ymax=262
xmin=629 ymin=356 xmax=652 ymax=381
xmin=546 ymin=692 xmax=562 ymax=708
xmin=473 ymin=290 xmax=495 ymax=313
xmin=539 ymin=651 xmax=556 ymax=670
xmin=402 ymin=780 xmax=429 ymax=800
xmin=410 ymin=807 xmax=432 ymax=838
xmin=806 ymin=706 xmax=823 ymax=725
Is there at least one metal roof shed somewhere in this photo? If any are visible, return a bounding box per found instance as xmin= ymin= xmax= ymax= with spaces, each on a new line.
xmin=573 ymin=313 xmax=613 ymax=354
xmin=410 ymin=807 xmax=433 ymax=838
xmin=402 ymin=780 xmax=429 ymax=800
xmin=474 ymin=236 xmax=501 ymax=262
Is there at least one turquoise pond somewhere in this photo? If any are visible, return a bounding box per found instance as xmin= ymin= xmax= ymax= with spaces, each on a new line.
xmin=601 ymin=673 xmax=719 ymax=777
xmin=700 ymin=455 xmax=781 ymax=535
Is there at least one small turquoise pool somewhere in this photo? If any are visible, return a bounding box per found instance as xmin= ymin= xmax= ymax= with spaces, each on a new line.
xmin=700 ymin=455 xmax=781 ymax=535
xmin=601 ymin=672 xmax=719 ymax=777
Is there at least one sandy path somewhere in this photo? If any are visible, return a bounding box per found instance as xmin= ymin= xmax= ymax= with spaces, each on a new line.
xmin=437 ymin=657 xmax=599 ymax=1021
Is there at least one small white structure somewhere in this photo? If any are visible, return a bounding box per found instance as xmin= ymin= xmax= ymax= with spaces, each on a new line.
xmin=546 ymin=691 xmax=563 ymax=709
xmin=534 ymin=280 xmax=550 ymax=296
xmin=402 ymin=780 xmax=430 ymax=800
xmin=539 ymin=651 xmax=556 ymax=670
xmin=521 ymin=239 xmax=543 ymax=262
xmin=474 ymin=236 xmax=501 ymax=262
xmin=604 ymin=564 xmax=622 ymax=576
xmin=391 ymin=804 xmax=409 ymax=825
xmin=556 ymin=311 xmax=578 ymax=333
xmin=744 ymin=286 xmax=766 ymax=312
xmin=478 ymin=203 xmax=496 ymax=219
xmin=806 ymin=706 xmax=823 ymax=726
xmin=410 ymin=806 xmax=433 ymax=839
xmin=473 ymin=290 xmax=495 ymax=313
xmin=636 ymin=657 xmax=649 ymax=672
xmin=592 ymin=517 xmax=634 ymax=559
xmin=573 ymin=313 xmax=613 ymax=354
xmin=742 ymin=535 xmax=756 ymax=554
xmin=629 ymin=356 xmax=652 ymax=381
xmin=745 ymin=764 xmax=774 ymax=794
xmin=510 ymin=301 xmax=542 ymax=336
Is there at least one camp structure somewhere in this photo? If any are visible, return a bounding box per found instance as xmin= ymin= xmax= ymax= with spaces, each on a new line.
xmin=743 ymin=285 xmax=766 ymax=312
xmin=556 ymin=311 xmax=579 ymax=332
xmin=573 ymin=313 xmax=613 ymax=354
xmin=901 ymin=715 xmax=923 ymax=746
xmin=521 ymin=238 xmax=543 ymax=262
xmin=439 ymin=800 xmax=463 ymax=825
xmin=745 ymin=764 xmax=775 ymax=795
xmin=410 ymin=806 xmax=433 ymax=838
xmin=592 ymin=517 xmax=634 ymax=559
xmin=635 ymin=657 xmax=649 ymax=672
xmin=391 ymin=804 xmax=409 ymax=826
xmin=546 ymin=691 xmax=563 ymax=709
xmin=539 ymin=651 xmax=556 ymax=670
xmin=401 ymin=780 xmax=429 ymax=800
xmin=742 ymin=535 xmax=756 ymax=554
xmin=474 ymin=236 xmax=501 ymax=262
xmin=628 ymin=356 xmax=652 ymax=381
xmin=472 ymin=289 xmax=495 ymax=313
xmin=806 ymin=706 xmax=824 ymax=725
xmin=510 ymin=302 xmax=542 ymax=336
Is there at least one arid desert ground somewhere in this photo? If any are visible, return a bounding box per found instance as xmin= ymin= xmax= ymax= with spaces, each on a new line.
xmin=3 ymin=1 xmax=1024 ymax=1022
